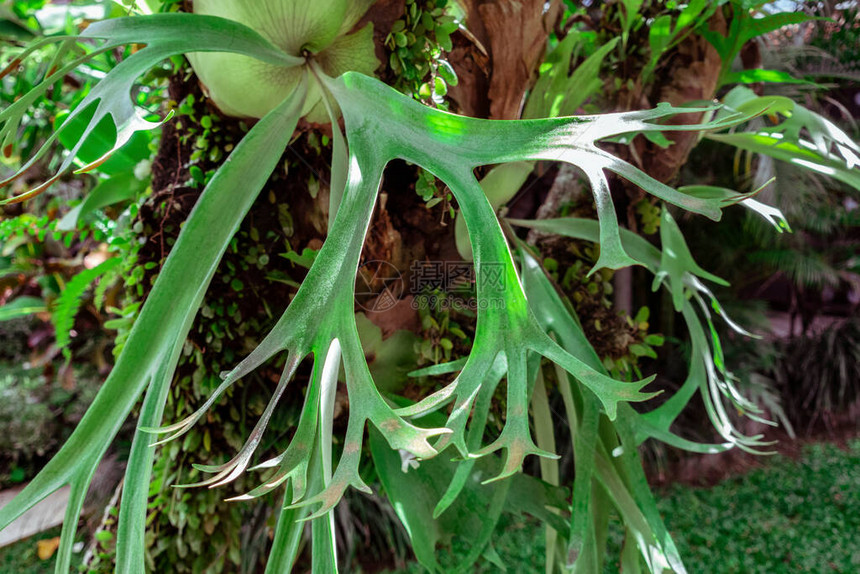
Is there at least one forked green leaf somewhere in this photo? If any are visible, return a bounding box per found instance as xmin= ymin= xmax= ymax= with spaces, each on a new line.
xmin=0 ymin=10 xmax=806 ymax=572
xmin=511 ymin=218 xmax=776 ymax=455
xmin=708 ymin=87 xmax=860 ymax=192
xmin=654 ymin=208 xmax=729 ymax=312
xmin=1 ymin=13 xmax=301 ymax=203
xmin=519 ymin=245 xmax=684 ymax=571
xmin=0 ymin=73 xmax=308 ymax=574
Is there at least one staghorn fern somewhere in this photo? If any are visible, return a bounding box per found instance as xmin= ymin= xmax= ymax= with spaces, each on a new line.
xmin=0 ymin=7 xmax=853 ymax=574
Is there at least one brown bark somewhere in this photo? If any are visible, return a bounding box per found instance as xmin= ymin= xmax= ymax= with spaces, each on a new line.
xmin=448 ymin=0 xmax=562 ymax=119
xmin=639 ymin=28 xmax=724 ymax=186
xmin=608 ymin=10 xmax=726 ymax=223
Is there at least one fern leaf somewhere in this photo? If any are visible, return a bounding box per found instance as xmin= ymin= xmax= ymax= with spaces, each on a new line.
xmin=53 ymin=258 xmax=121 ymax=354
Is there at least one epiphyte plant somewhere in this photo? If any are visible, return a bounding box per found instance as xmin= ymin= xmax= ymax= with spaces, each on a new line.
xmin=1 ymin=1 xmax=852 ymax=572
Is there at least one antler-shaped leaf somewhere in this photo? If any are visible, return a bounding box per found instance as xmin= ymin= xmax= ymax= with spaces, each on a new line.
xmin=0 ymin=12 xmax=798 ymax=572
xmin=0 ymin=14 xmax=301 ymax=203
xmin=147 ymin=134 xmax=452 ymax=517
xmin=518 ymin=244 xmax=686 ymax=572
xmin=510 ymin=213 xmax=781 ymax=455
xmin=708 ymin=86 xmax=860 ymax=191
xmin=0 ymin=49 xmax=308 ymax=574
xmin=148 ymin=69 xmax=782 ymax=514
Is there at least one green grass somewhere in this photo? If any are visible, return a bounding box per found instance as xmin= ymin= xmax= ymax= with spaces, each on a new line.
xmin=639 ymin=439 xmax=860 ymax=574
xmin=389 ymin=438 xmax=860 ymax=573
xmin=0 ymin=526 xmax=71 ymax=574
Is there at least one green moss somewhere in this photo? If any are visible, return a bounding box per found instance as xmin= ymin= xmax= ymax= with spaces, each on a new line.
xmin=386 ymin=0 xmax=458 ymax=108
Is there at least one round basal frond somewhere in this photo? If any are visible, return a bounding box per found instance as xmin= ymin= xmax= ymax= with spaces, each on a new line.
xmin=189 ymin=0 xmax=378 ymax=120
